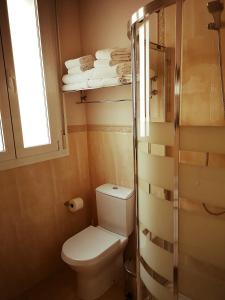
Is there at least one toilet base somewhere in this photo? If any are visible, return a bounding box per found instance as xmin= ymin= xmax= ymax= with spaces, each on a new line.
xmin=76 ymin=252 xmax=123 ymax=300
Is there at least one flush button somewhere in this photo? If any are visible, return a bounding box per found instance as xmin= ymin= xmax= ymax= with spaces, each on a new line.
xmin=112 ymin=186 xmax=118 ymax=190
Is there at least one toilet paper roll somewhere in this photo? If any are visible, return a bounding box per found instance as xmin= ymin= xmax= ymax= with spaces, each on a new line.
xmin=68 ymin=198 xmax=84 ymax=213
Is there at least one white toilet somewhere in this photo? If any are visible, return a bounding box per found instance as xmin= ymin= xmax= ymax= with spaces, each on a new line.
xmin=61 ymin=183 xmax=134 ymax=300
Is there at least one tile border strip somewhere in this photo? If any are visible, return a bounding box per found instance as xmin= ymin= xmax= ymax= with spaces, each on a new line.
xmin=67 ymin=125 xmax=87 ymax=133
xmin=67 ymin=124 xmax=133 ymax=133
xmin=87 ymin=124 xmax=133 ymax=133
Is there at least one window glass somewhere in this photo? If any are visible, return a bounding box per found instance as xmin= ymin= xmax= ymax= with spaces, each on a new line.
xmin=7 ymin=0 xmax=51 ymax=148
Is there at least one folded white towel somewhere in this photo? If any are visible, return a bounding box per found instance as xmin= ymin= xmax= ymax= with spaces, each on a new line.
xmin=68 ymin=63 xmax=94 ymax=74
xmin=92 ymin=62 xmax=131 ymax=79
xmin=94 ymin=59 xmax=128 ymax=68
xmin=95 ymin=48 xmax=131 ymax=60
xmin=62 ymin=75 xmax=132 ymax=91
xmin=62 ymin=80 xmax=89 ymax=91
xmin=62 ymin=69 xmax=94 ymax=84
xmin=65 ymin=55 xmax=94 ymax=69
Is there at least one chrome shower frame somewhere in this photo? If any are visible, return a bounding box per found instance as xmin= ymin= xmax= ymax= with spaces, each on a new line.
xmin=128 ymin=0 xmax=183 ymax=298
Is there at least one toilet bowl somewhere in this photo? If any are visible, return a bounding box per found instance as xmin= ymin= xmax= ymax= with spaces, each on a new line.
xmin=61 ymin=183 xmax=134 ymax=300
xmin=61 ymin=226 xmax=127 ymax=300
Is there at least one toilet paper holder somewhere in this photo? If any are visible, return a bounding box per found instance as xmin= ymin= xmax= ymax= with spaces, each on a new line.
xmin=64 ymin=200 xmax=72 ymax=208
xmin=64 ymin=198 xmax=84 ymax=213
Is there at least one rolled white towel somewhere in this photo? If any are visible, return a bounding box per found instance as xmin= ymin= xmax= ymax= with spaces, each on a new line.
xmin=65 ymin=55 xmax=94 ymax=69
xmin=62 ymin=69 xmax=94 ymax=84
xmin=62 ymin=80 xmax=89 ymax=91
xmin=92 ymin=62 xmax=131 ymax=79
xmin=94 ymin=59 xmax=128 ymax=68
xmin=95 ymin=48 xmax=131 ymax=60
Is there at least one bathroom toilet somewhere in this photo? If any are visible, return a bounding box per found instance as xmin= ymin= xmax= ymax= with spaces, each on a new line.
xmin=61 ymin=183 xmax=134 ymax=300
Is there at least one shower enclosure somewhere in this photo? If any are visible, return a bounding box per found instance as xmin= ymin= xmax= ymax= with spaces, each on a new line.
xmin=129 ymin=0 xmax=225 ymax=299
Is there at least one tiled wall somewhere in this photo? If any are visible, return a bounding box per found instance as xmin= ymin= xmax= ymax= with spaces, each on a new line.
xmin=78 ymin=0 xmax=150 ymax=194
xmin=0 ymin=131 xmax=91 ymax=300
xmin=84 ymin=86 xmax=134 ymax=193
xmin=87 ymin=126 xmax=133 ymax=188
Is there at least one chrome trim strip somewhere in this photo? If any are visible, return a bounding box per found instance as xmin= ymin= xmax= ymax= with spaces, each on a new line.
xmin=173 ymin=0 xmax=183 ymax=296
xmin=76 ymin=99 xmax=132 ymax=104
xmin=127 ymin=0 xmax=176 ymax=37
xmin=131 ymin=22 xmax=142 ymax=299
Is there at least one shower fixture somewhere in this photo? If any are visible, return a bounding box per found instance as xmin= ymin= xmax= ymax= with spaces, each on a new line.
xmin=207 ymin=0 xmax=225 ymax=117
xmin=207 ymin=0 xmax=224 ymax=30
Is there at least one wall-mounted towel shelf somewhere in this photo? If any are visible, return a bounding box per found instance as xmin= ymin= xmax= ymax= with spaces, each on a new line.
xmin=77 ymin=90 xmax=131 ymax=104
xmin=62 ymin=82 xmax=132 ymax=104
xmin=62 ymin=82 xmax=131 ymax=94
xmin=76 ymin=98 xmax=132 ymax=104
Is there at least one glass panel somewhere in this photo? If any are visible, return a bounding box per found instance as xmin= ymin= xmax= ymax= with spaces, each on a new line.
xmin=134 ymin=4 xmax=177 ymax=298
xmin=139 ymin=23 xmax=146 ymax=138
xmin=180 ymin=164 xmax=225 ymax=209
xmin=180 ymin=126 xmax=225 ymax=154
xmin=179 ymin=258 xmax=225 ymax=299
xmin=180 ymin=211 xmax=225 ymax=269
xmin=180 ymin=0 xmax=225 ymax=298
xmin=140 ymin=264 xmax=175 ymax=300
xmin=7 ymin=0 xmax=50 ymax=148
xmin=0 ymin=112 xmax=5 ymax=152
xmin=140 ymin=230 xmax=173 ymax=281
xmin=150 ymin=122 xmax=174 ymax=145
xmin=138 ymin=152 xmax=174 ymax=191
xmin=139 ymin=189 xmax=173 ymax=242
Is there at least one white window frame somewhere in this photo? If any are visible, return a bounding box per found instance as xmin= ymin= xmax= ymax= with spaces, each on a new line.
xmin=0 ymin=0 xmax=68 ymax=171
xmin=0 ymin=34 xmax=15 ymax=162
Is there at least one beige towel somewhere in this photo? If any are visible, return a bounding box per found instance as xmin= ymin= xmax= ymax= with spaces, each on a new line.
xmin=120 ymin=75 xmax=132 ymax=84
xmin=94 ymin=59 xmax=130 ymax=68
xmin=117 ymin=62 xmax=131 ymax=76
xmin=68 ymin=62 xmax=94 ymax=74
xmin=92 ymin=62 xmax=131 ymax=79
xmin=95 ymin=48 xmax=131 ymax=60
xmin=65 ymin=55 xmax=94 ymax=69
xmin=62 ymin=69 xmax=94 ymax=84
xmin=111 ymin=54 xmax=131 ymax=61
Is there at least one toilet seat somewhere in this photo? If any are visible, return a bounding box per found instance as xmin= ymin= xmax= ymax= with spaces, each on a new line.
xmin=61 ymin=226 xmax=122 ymax=266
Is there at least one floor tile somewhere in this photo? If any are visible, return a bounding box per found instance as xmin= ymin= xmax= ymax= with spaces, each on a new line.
xmin=13 ymin=268 xmax=126 ymax=300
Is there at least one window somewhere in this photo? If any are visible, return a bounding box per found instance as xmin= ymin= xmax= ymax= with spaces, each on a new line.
xmin=7 ymin=0 xmax=51 ymax=149
xmin=0 ymin=0 xmax=67 ymax=169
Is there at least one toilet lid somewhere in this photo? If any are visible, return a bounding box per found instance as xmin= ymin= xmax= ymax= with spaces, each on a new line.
xmin=62 ymin=226 xmax=120 ymax=264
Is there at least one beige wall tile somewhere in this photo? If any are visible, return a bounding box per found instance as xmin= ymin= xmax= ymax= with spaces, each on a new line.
xmin=86 ymin=101 xmax=133 ymax=126
xmin=0 ymin=132 xmax=91 ymax=300
xmin=87 ymin=130 xmax=134 ymax=189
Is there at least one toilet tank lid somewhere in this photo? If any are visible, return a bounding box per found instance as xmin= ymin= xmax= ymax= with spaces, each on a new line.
xmin=96 ymin=183 xmax=134 ymax=200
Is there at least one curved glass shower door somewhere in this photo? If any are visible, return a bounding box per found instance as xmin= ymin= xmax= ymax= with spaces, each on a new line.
xmin=129 ymin=0 xmax=182 ymax=299
xmin=131 ymin=0 xmax=225 ymax=299
xmin=178 ymin=0 xmax=225 ymax=299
